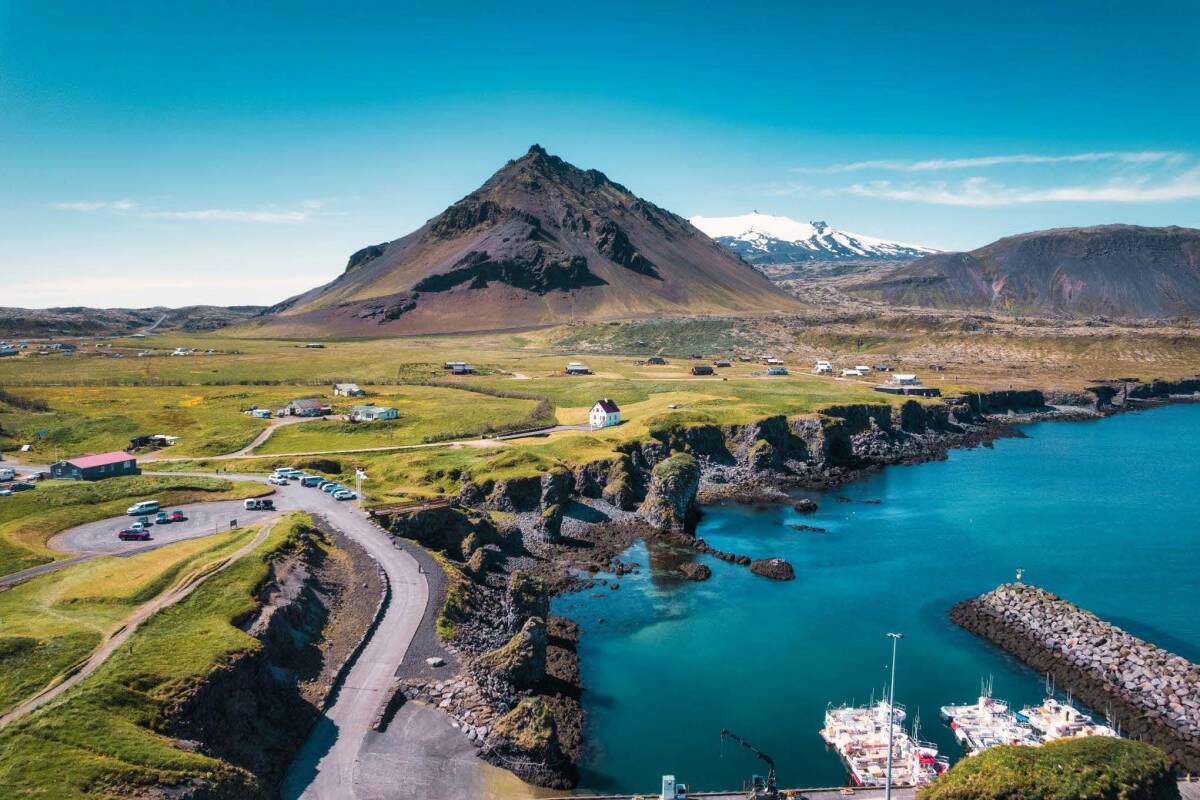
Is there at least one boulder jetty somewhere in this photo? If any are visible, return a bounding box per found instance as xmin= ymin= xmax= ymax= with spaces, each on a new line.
xmin=952 ymin=582 xmax=1200 ymax=773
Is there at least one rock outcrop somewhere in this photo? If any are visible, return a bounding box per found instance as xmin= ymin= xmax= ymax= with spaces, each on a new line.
xmin=638 ymin=453 xmax=700 ymax=533
xmin=749 ymin=558 xmax=796 ymax=581
xmin=474 ymin=616 xmax=548 ymax=692
xmin=481 ymin=696 xmax=575 ymax=788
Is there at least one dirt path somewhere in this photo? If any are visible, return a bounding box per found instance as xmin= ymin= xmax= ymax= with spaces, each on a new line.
xmin=0 ymin=518 xmax=277 ymax=730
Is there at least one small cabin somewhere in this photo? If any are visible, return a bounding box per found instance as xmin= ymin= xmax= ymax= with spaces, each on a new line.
xmin=713 ymin=359 xmax=732 ymax=368
xmin=351 ymin=404 xmax=398 ymax=422
xmin=767 ymin=366 xmax=789 ymax=376
xmin=690 ymin=365 xmax=714 ymax=376
xmin=286 ymin=398 xmax=332 ymax=417
xmin=565 ymin=362 xmax=592 ymax=375
xmin=646 ymin=356 xmax=667 ymax=365
xmin=588 ymin=398 xmax=621 ymax=428
xmin=333 ymin=383 xmax=365 ymax=397
xmin=443 ymin=361 xmax=473 ymax=373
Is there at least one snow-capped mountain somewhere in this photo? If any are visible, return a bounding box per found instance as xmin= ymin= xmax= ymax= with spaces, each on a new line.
xmin=690 ymin=212 xmax=938 ymax=264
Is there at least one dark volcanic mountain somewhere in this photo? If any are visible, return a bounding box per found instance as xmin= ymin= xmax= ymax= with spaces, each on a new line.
xmin=246 ymin=145 xmax=798 ymax=336
xmin=851 ymin=225 xmax=1200 ymax=318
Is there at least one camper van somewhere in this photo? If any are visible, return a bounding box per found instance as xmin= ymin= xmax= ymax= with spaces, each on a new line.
xmin=127 ymin=500 xmax=160 ymax=516
xmin=813 ymin=360 xmax=833 ymax=374
xmin=0 ymin=467 xmax=15 ymax=481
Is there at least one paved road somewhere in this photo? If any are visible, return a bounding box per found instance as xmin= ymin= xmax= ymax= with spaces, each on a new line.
xmin=280 ymin=483 xmax=430 ymax=799
xmin=0 ymin=519 xmax=276 ymax=729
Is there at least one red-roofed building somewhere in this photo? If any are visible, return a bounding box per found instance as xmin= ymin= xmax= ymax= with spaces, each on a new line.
xmin=51 ymin=451 xmax=140 ymax=481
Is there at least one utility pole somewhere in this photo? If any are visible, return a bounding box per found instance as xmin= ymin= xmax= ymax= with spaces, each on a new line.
xmin=885 ymin=631 xmax=903 ymax=800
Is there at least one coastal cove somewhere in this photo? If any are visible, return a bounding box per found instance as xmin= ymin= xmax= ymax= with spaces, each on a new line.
xmin=554 ymin=402 xmax=1200 ymax=794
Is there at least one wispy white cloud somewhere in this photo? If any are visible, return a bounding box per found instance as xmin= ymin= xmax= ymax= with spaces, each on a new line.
xmin=842 ymin=167 xmax=1200 ymax=207
xmin=46 ymin=199 xmax=316 ymax=224
xmin=794 ymin=151 xmax=1187 ymax=174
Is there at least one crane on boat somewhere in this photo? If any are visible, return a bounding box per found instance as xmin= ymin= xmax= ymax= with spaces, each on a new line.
xmin=720 ymin=728 xmax=778 ymax=799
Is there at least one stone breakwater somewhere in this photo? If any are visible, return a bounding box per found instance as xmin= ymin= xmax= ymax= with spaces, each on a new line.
xmin=952 ymin=583 xmax=1200 ymax=773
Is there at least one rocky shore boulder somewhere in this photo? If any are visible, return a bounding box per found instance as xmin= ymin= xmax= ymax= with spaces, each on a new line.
xmin=475 ymin=616 xmax=548 ymax=691
xmin=601 ymin=457 xmax=638 ymax=511
xmin=793 ymin=498 xmax=818 ymax=514
xmin=639 ymin=452 xmax=700 ymax=533
xmin=481 ymin=696 xmax=575 ymax=788
xmin=506 ymin=571 xmax=549 ymax=631
xmin=677 ymin=562 xmax=712 ymax=581
xmin=750 ymin=557 xmax=795 ymax=581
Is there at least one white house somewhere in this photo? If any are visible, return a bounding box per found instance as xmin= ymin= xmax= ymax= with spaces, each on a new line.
xmin=888 ymin=373 xmax=923 ymax=386
xmin=333 ymin=383 xmax=365 ymax=397
xmin=351 ymin=404 xmax=398 ymax=422
xmin=588 ymin=398 xmax=620 ymax=428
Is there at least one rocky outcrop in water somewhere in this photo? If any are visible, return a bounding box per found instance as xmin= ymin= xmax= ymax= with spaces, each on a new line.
xmin=481 ymin=696 xmax=575 ymax=788
xmin=953 ymin=582 xmax=1200 ymax=772
xmin=638 ymin=453 xmax=700 ymax=533
xmin=749 ymin=558 xmax=796 ymax=581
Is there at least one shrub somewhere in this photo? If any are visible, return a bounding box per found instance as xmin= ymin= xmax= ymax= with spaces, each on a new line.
xmin=918 ymin=737 xmax=1178 ymax=800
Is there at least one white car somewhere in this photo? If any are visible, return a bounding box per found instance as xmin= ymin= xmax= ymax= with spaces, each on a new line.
xmin=333 ymin=490 xmax=357 ymax=501
xmin=267 ymin=476 xmax=289 ymax=486
xmin=0 ymin=488 xmax=12 ymax=497
xmin=127 ymin=500 xmax=160 ymax=516
xmin=840 ymin=368 xmax=864 ymax=377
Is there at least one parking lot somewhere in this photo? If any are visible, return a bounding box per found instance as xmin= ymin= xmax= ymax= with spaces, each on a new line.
xmin=48 ymin=495 xmax=300 ymax=555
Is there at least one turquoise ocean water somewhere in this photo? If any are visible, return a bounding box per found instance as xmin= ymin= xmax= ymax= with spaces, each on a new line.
xmin=553 ymin=403 xmax=1200 ymax=793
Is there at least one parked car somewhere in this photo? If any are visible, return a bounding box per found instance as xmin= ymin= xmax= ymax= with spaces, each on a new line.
xmin=137 ymin=515 xmax=151 ymax=527
xmin=244 ymin=498 xmax=275 ymax=511
xmin=118 ymin=527 xmax=151 ymax=541
xmin=130 ymin=521 xmax=149 ymax=533
xmin=300 ymin=476 xmax=323 ymax=487
xmin=317 ymin=481 xmax=337 ymax=490
xmin=0 ymin=488 xmax=12 ymax=497
xmin=321 ymin=483 xmax=343 ymax=494
xmin=333 ymin=490 xmax=356 ymax=501
xmin=10 ymin=481 xmax=36 ymax=492
xmin=267 ymin=476 xmax=289 ymax=486
xmin=170 ymin=510 xmax=187 ymax=522
xmin=127 ymin=500 xmax=160 ymax=516
xmin=155 ymin=511 xmax=170 ymax=524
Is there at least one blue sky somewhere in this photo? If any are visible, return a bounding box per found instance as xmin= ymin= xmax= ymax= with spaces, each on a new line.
xmin=2 ymin=0 xmax=1198 ymax=308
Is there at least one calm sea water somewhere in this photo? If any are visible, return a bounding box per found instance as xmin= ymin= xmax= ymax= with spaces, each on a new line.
xmin=553 ymin=403 xmax=1200 ymax=794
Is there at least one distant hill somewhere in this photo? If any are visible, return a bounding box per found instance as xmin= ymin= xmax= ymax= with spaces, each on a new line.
xmin=690 ymin=212 xmax=937 ymax=264
xmin=243 ymin=146 xmax=799 ymax=337
xmin=851 ymin=225 xmax=1200 ymax=318
xmin=0 ymin=305 xmax=265 ymax=338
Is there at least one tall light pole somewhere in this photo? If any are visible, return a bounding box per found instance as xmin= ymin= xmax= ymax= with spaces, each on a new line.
xmin=885 ymin=632 xmax=904 ymax=800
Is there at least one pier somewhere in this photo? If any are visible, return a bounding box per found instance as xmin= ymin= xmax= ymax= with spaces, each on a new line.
xmin=543 ymin=785 xmax=918 ymax=800
xmin=952 ymin=582 xmax=1200 ymax=772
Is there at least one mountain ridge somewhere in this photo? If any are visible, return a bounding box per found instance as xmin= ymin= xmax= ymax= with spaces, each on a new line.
xmin=851 ymin=224 xmax=1200 ymax=318
xmin=690 ymin=212 xmax=938 ymax=264
xmin=249 ymin=146 xmax=799 ymax=336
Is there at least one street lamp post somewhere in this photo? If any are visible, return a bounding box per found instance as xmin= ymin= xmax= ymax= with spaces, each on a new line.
xmin=885 ymin=632 xmax=904 ymax=800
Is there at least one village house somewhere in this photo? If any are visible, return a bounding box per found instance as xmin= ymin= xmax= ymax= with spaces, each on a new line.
xmin=588 ymin=398 xmax=621 ymax=428
xmin=285 ymin=398 xmax=332 ymax=417
xmin=51 ymin=451 xmax=140 ymax=481
xmin=712 ymin=359 xmax=732 ymax=368
xmin=333 ymin=383 xmax=365 ymax=397
xmin=645 ymin=356 xmax=667 ymax=365
xmin=351 ymin=404 xmax=398 ymax=422
xmin=691 ymin=365 xmax=715 ymax=376
xmin=874 ymin=373 xmax=941 ymax=397
xmin=565 ymin=361 xmax=592 ymax=375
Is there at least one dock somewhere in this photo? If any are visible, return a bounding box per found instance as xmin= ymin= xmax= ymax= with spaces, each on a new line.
xmin=543 ymin=785 xmax=918 ymax=800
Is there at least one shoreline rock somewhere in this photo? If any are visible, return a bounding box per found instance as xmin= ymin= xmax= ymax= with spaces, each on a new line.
xmin=749 ymin=558 xmax=795 ymax=581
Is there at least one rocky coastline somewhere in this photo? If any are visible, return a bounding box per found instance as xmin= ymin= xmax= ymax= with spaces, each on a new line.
xmin=374 ymin=376 xmax=1200 ymax=789
xmin=952 ymin=582 xmax=1200 ymax=773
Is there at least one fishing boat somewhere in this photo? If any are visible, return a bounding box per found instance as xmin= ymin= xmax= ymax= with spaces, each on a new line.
xmin=1019 ymin=697 xmax=1119 ymax=741
xmin=820 ymin=701 xmax=947 ymax=787
xmin=940 ymin=678 xmax=1040 ymax=754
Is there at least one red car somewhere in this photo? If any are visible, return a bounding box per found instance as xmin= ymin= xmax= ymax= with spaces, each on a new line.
xmin=169 ymin=510 xmax=186 ymax=522
xmin=118 ymin=528 xmax=151 ymax=541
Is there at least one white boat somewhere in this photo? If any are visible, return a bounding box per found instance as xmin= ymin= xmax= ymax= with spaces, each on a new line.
xmin=1019 ymin=697 xmax=1119 ymax=741
xmin=940 ymin=680 xmax=1040 ymax=754
xmin=821 ymin=701 xmax=947 ymax=787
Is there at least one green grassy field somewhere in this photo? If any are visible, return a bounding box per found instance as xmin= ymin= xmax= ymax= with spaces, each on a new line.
xmin=0 ymin=476 xmax=269 ymax=577
xmin=0 ymin=514 xmax=311 ymax=800
xmin=0 ymin=528 xmax=258 ymax=717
